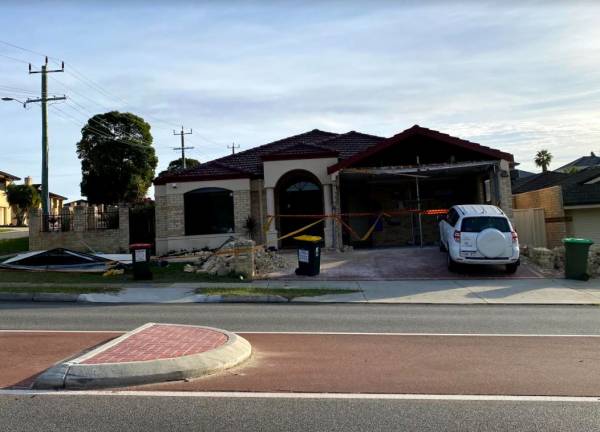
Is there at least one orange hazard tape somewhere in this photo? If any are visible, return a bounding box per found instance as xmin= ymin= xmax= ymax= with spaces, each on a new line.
xmin=263 ymin=208 xmax=448 ymax=242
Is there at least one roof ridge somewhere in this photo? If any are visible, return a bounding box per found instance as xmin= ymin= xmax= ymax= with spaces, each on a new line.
xmin=209 ymin=129 xmax=338 ymax=165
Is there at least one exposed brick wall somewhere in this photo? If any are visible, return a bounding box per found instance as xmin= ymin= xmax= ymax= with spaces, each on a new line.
xmin=513 ymin=185 xmax=566 ymax=248
xmin=498 ymin=160 xmax=514 ymax=219
xmin=28 ymin=205 xmax=130 ymax=253
xmin=233 ymin=189 xmax=251 ymax=235
xmin=250 ymin=179 xmax=265 ymax=244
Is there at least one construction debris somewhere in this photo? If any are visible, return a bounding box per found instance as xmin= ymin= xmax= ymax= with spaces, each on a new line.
xmin=176 ymin=239 xmax=292 ymax=278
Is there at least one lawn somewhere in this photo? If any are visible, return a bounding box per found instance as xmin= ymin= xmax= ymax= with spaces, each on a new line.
xmin=197 ymin=287 xmax=359 ymax=300
xmin=0 ymin=262 xmax=242 ymax=284
xmin=0 ymin=237 xmax=28 ymax=255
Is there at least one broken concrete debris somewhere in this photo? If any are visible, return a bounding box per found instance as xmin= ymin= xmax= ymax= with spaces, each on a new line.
xmin=175 ymin=239 xmax=292 ymax=278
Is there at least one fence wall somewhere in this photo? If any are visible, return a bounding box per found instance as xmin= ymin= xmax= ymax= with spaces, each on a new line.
xmin=513 ymin=186 xmax=567 ymax=248
xmin=512 ymin=208 xmax=547 ymax=248
xmin=29 ymin=205 xmax=130 ymax=253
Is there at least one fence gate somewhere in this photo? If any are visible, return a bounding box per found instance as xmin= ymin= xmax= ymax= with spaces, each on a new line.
xmin=513 ymin=208 xmax=546 ymax=248
xmin=129 ymin=206 xmax=156 ymax=253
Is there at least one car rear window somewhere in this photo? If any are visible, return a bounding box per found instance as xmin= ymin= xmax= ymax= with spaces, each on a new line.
xmin=460 ymin=217 xmax=510 ymax=233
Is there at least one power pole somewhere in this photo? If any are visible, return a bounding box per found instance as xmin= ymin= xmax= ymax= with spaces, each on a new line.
xmin=228 ymin=142 xmax=240 ymax=155
xmin=173 ymin=126 xmax=193 ymax=169
xmin=25 ymin=56 xmax=66 ymax=215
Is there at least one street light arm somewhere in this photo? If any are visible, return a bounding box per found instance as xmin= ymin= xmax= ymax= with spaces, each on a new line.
xmin=1 ymin=97 xmax=26 ymax=107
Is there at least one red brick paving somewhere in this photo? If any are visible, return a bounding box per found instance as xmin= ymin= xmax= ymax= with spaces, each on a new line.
xmin=81 ymin=324 xmax=228 ymax=364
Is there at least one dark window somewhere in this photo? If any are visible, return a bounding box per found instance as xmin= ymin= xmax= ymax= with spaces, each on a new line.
xmin=184 ymin=187 xmax=234 ymax=235
xmin=447 ymin=209 xmax=459 ymax=226
xmin=460 ymin=217 xmax=510 ymax=233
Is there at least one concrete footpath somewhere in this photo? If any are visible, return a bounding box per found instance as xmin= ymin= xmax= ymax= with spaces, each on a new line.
xmin=2 ymin=278 xmax=600 ymax=304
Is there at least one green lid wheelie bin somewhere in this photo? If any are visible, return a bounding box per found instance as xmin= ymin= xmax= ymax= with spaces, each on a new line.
xmin=294 ymin=235 xmax=322 ymax=276
xmin=562 ymin=238 xmax=594 ymax=281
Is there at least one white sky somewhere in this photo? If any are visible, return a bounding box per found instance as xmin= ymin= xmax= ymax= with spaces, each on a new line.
xmin=1 ymin=1 xmax=599 ymax=200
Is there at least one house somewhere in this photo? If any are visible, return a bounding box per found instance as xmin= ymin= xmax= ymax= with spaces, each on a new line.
xmin=63 ymin=199 xmax=89 ymax=209
xmin=512 ymin=167 xmax=600 ymax=246
xmin=0 ymin=170 xmax=20 ymax=226
xmin=153 ymin=125 xmax=514 ymax=255
xmin=556 ymin=152 xmax=600 ymax=173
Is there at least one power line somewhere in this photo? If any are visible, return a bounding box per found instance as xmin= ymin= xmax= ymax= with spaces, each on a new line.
xmin=1 ymin=39 xmax=233 ymax=153
xmin=0 ymin=52 xmax=30 ymax=64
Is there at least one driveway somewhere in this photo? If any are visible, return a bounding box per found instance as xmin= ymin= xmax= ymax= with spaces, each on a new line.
xmin=268 ymin=246 xmax=546 ymax=280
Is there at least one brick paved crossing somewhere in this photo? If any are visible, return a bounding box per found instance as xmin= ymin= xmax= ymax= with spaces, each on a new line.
xmin=81 ymin=324 xmax=228 ymax=364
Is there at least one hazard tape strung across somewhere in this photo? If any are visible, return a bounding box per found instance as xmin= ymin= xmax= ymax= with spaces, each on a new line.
xmin=262 ymin=208 xmax=448 ymax=242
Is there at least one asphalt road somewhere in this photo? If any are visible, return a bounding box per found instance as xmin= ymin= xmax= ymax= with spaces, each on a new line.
xmin=1 ymin=394 xmax=599 ymax=432
xmin=2 ymin=302 xmax=600 ymax=431
xmin=1 ymin=302 xmax=600 ymax=333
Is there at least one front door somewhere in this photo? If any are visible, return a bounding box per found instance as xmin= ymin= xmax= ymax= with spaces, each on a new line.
xmin=277 ymin=176 xmax=324 ymax=248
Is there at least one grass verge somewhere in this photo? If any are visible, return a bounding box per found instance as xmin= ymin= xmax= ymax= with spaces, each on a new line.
xmin=196 ymin=287 xmax=359 ymax=300
xmin=0 ymin=263 xmax=242 ymax=284
xmin=0 ymin=285 xmax=121 ymax=294
xmin=0 ymin=237 xmax=28 ymax=255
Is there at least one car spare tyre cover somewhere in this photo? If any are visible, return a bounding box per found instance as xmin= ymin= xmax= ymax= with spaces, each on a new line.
xmin=476 ymin=228 xmax=506 ymax=258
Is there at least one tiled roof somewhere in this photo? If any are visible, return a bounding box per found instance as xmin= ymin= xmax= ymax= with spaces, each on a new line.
xmin=560 ymin=167 xmax=600 ymax=206
xmin=155 ymin=125 xmax=513 ymax=184
xmin=512 ymin=172 xmax=569 ymax=194
xmin=557 ymin=152 xmax=600 ymax=171
xmin=512 ymin=168 xmax=600 ymax=206
xmin=0 ymin=170 xmax=20 ymax=181
xmin=327 ymin=125 xmax=514 ymax=174
xmin=155 ymin=129 xmax=339 ymax=184
xmin=33 ymin=184 xmax=68 ymax=201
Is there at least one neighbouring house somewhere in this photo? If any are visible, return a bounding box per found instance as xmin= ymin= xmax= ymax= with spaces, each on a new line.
xmin=153 ymin=125 xmax=514 ymax=255
xmin=556 ymin=152 xmax=600 ymax=173
xmin=0 ymin=170 xmax=20 ymax=226
xmin=512 ymin=167 xmax=600 ymax=247
xmin=14 ymin=176 xmax=67 ymax=225
xmin=63 ymin=199 xmax=89 ymax=209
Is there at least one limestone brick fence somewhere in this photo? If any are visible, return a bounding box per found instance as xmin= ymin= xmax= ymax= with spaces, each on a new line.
xmin=522 ymin=244 xmax=600 ymax=278
xmin=29 ymin=205 xmax=130 ymax=253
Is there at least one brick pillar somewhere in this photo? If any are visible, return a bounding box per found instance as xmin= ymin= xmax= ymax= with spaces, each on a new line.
xmin=497 ymin=159 xmax=513 ymax=219
xmin=232 ymin=238 xmax=255 ymax=280
xmin=73 ymin=205 xmax=87 ymax=232
xmin=28 ymin=208 xmax=41 ymax=251
xmin=118 ymin=204 xmax=130 ymax=253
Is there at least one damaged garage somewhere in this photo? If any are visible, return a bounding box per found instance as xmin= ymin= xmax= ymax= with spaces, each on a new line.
xmin=153 ymin=125 xmax=514 ymax=254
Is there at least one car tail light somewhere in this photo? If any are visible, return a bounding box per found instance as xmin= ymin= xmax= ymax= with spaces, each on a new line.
xmin=511 ymin=231 xmax=518 ymax=243
xmin=454 ymin=230 xmax=461 ymax=242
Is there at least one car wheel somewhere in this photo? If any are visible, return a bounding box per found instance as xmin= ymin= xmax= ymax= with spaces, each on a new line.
xmin=505 ymin=263 xmax=518 ymax=274
xmin=447 ymin=252 xmax=457 ymax=272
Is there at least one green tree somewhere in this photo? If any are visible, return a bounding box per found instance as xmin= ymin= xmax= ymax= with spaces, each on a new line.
xmin=6 ymin=184 xmax=40 ymax=226
xmin=77 ymin=111 xmax=158 ymax=204
xmin=534 ymin=149 xmax=553 ymax=172
xmin=167 ymin=158 xmax=200 ymax=171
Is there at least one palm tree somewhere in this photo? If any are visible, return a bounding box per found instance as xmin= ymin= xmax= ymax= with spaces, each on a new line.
xmin=535 ymin=149 xmax=553 ymax=172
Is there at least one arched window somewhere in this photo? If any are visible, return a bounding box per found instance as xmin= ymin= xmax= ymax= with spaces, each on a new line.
xmin=184 ymin=187 xmax=234 ymax=235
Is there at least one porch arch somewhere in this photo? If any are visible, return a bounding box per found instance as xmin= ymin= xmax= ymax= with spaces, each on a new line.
xmin=275 ymin=170 xmax=324 ymax=247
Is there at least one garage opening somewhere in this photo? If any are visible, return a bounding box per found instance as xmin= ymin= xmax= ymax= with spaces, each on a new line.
xmin=276 ymin=170 xmax=324 ymax=248
xmin=339 ymin=149 xmax=500 ymax=248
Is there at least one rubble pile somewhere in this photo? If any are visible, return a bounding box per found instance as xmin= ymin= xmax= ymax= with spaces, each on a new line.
xmin=254 ymin=247 xmax=292 ymax=275
xmin=178 ymin=239 xmax=292 ymax=278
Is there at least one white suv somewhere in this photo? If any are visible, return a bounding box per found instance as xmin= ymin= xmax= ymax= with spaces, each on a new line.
xmin=439 ymin=205 xmax=520 ymax=274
